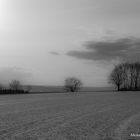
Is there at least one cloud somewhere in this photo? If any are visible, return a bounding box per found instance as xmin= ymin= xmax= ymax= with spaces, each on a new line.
xmin=67 ymin=37 xmax=140 ymax=62
xmin=50 ymin=51 xmax=60 ymax=55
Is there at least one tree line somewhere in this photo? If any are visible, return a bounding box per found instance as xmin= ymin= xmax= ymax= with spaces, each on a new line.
xmin=0 ymin=80 xmax=31 ymax=94
xmin=109 ymin=62 xmax=140 ymax=91
xmin=0 ymin=78 xmax=82 ymax=94
xmin=2 ymin=62 xmax=139 ymax=94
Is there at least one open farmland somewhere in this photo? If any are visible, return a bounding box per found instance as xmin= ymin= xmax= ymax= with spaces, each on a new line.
xmin=0 ymin=92 xmax=140 ymax=140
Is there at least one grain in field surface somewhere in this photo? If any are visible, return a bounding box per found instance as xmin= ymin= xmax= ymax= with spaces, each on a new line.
xmin=0 ymin=92 xmax=140 ymax=140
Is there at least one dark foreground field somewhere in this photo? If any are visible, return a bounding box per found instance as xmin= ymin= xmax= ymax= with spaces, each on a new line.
xmin=0 ymin=92 xmax=140 ymax=140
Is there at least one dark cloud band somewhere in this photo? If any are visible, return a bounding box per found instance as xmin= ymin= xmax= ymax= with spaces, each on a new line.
xmin=67 ymin=37 xmax=140 ymax=62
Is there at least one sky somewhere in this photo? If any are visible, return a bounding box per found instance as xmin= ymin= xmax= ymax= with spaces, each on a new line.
xmin=0 ymin=0 xmax=140 ymax=86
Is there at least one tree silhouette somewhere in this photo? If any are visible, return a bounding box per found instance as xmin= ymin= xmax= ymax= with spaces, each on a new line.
xmin=9 ymin=80 xmax=22 ymax=91
xmin=109 ymin=62 xmax=140 ymax=91
xmin=65 ymin=77 xmax=82 ymax=92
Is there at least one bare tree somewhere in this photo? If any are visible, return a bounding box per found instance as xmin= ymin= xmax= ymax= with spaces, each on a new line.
xmin=65 ymin=77 xmax=82 ymax=92
xmin=121 ymin=63 xmax=129 ymax=89
xmin=109 ymin=62 xmax=140 ymax=91
xmin=129 ymin=63 xmax=136 ymax=90
xmin=133 ymin=62 xmax=140 ymax=90
xmin=109 ymin=64 xmax=124 ymax=91
xmin=9 ymin=80 xmax=22 ymax=90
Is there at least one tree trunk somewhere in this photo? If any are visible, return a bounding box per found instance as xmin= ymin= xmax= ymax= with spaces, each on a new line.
xmin=117 ymin=84 xmax=120 ymax=91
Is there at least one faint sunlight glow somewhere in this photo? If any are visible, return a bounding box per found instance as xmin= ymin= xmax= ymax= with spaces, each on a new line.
xmin=0 ymin=0 xmax=8 ymax=30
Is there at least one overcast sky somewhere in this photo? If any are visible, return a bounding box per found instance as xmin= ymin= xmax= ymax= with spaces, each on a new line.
xmin=0 ymin=0 xmax=140 ymax=86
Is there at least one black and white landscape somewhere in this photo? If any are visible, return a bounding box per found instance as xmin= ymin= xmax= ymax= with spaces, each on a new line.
xmin=0 ymin=0 xmax=140 ymax=139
